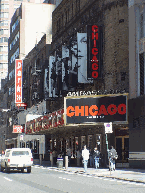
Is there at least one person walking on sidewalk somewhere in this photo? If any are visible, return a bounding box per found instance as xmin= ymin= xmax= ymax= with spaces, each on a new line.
xmin=66 ymin=148 xmax=71 ymax=167
xmin=108 ymin=146 xmax=118 ymax=171
xmin=93 ymin=147 xmax=100 ymax=169
xmin=76 ymin=149 xmax=81 ymax=167
xmin=52 ymin=149 xmax=57 ymax=165
xmin=82 ymin=145 xmax=89 ymax=173
xmin=89 ymin=148 xmax=94 ymax=167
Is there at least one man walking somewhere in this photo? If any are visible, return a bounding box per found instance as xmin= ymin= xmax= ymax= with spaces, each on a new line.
xmin=93 ymin=147 xmax=100 ymax=169
xmin=82 ymin=145 xmax=89 ymax=173
xmin=66 ymin=148 xmax=71 ymax=167
xmin=76 ymin=149 xmax=81 ymax=167
xmin=89 ymin=148 xmax=94 ymax=167
xmin=108 ymin=146 xmax=118 ymax=171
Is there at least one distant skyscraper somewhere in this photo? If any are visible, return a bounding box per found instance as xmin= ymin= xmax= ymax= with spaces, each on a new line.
xmin=0 ymin=0 xmax=44 ymax=89
xmin=7 ymin=2 xmax=55 ymax=110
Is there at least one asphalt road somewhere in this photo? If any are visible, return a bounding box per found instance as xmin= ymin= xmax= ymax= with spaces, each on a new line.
xmin=0 ymin=166 xmax=145 ymax=193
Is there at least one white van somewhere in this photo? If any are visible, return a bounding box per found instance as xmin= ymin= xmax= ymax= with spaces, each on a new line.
xmin=1 ymin=148 xmax=33 ymax=173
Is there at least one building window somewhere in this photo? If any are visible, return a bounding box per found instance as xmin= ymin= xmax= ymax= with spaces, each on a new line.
xmin=59 ymin=18 xmax=61 ymax=30
xmin=62 ymin=14 xmax=63 ymax=27
xmin=57 ymin=18 xmax=61 ymax=31
xmin=72 ymin=3 xmax=73 ymax=17
xmin=10 ymin=47 xmax=19 ymax=64
xmin=9 ymin=31 xmax=19 ymax=50
xmin=121 ymin=72 xmax=126 ymax=81
xmin=0 ymin=12 xmax=8 ymax=18
xmin=139 ymin=53 xmax=144 ymax=95
xmin=88 ymin=135 xmax=92 ymax=149
xmin=65 ymin=11 xmax=67 ymax=24
xmin=9 ymin=69 xmax=15 ymax=80
xmin=81 ymin=136 xmax=86 ymax=149
xmin=0 ymin=4 xmax=9 ymax=10
xmin=0 ymin=20 xmax=8 ymax=26
xmin=0 ymin=46 xmax=8 ymax=52
xmin=0 ymin=37 xmax=8 ymax=43
xmin=12 ymin=18 xmax=19 ymax=33
xmin=0 ymin=64 xmax=3 ymax=69
xmin=76 ymin=0 xmax=80 ymax=13
xmin=0 ymin=54 xmax=8 ymax=60
xmin=78 ymin=0 xmax=80 ymax=11
xmin=68 ymin=8 xmax=69 ymax=22
xmin=140 ymin=13 xmax=144 ymax=39
xmin=0 ymin=29 xmax=8 ymax=35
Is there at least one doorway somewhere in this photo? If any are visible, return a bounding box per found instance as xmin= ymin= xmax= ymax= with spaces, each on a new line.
xmin=115 ymin=136 xmax=129 ymax=162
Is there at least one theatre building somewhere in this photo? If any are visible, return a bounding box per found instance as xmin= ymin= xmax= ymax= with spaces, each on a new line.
xmin=129 ymin=1 xmax=145 ymax=168
xmin=25 ymin=0 xmax=129 ymax=167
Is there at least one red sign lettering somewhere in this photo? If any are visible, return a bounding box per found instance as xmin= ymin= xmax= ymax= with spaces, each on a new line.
xmin=66 ymin=104 xmax=126 ymax=117
xmin=91 ymin=25 xmax=99 ymax=79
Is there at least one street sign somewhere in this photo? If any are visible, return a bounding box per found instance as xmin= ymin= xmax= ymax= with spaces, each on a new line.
xmin=104 ymin=122 xmax=113 ymax=133
xmin=20 ymin=135 xmax=23 ymax=141
xmin=13 ymin=125 xmax=24 ymax=133
xmin=16 ymin=103 xmax=27 ymax=107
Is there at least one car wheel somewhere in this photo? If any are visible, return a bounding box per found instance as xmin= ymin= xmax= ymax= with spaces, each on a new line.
xmin=5 ymin=164 xmax=10 ymax=173
xmin=27 ymin=167 xmax=31 ymax=173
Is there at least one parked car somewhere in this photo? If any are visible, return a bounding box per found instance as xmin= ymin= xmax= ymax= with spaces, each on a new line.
xmin=1 ymin=148 xmax=33 ymax=173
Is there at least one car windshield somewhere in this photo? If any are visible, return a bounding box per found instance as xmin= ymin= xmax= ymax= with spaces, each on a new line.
xmin=12 ymin=151 xmax=29 ymax=156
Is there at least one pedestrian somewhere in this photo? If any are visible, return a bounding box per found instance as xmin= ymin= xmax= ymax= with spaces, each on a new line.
xmin=66 ymin=148 xmax=71 ymax=167
xmin=93 ymin=147 xmax=100 ymax=169
xmin=52 ymin=148 xmax=57 ymax=165
xmin=89 ymin=148 xmax=94 ymax=167
xmin=108 ymin=146 xmax=118 ymax=171
xmin=82 ymin=145 xmax=89 ymax=173
xmin=76 ymin=149 xmax=81 ymax=167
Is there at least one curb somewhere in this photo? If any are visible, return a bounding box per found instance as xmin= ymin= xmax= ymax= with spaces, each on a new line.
xmin=97 ymin=175 xmax=145 ymax=184
xmin=33 ymin=165 xmax=145 ymax=184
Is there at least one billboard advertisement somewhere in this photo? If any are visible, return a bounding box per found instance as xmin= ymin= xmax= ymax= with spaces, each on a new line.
xmin=15 ymin=59 xmax=23 ymax=103
xmin=64 ymin=94 xmax=128 ymax=125
xmin=87 ymin=25 xmax=103 ymax=80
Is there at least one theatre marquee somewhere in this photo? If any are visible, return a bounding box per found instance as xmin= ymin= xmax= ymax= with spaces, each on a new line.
xmin=64 ymin=94 xmax=128 ymax=126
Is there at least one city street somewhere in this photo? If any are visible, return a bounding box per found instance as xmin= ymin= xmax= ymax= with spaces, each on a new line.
xmin=0 ymin=166 xmax=145 ymax=193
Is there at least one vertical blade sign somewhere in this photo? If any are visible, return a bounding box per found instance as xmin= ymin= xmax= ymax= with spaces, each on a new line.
xmin=15 ymin=59 xmax=23 ymax=103
xmin=87 ymin=25 xmax=100 ymax=79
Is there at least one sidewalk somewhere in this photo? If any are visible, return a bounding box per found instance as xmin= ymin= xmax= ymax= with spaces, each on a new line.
xmin=33 ymin=159 xmax=145 ymax=183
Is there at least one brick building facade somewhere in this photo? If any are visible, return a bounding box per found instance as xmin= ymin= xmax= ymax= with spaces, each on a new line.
xmin=44 ymin=0 xmax=129 ymax=167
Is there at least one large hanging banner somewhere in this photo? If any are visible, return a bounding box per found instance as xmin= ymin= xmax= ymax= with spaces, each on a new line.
xmin=49 ymin=56 xmax=55 ymax=98
xmin=87 ymin=25 xmax=103 ymax=80
xmin=77 ymin=33 xmax=88 ymax=83
xmin=15 ymin=59 xmax=23 ymax=103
